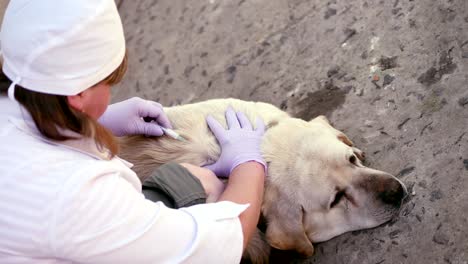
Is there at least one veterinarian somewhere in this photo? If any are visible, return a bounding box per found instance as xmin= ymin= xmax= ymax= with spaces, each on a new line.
xmin=0 ymin=0 xmax=266 ymax=263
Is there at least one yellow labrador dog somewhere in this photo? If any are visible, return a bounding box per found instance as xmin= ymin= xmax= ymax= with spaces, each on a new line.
xmin=119 ymin=98 xmax=407 ymax=263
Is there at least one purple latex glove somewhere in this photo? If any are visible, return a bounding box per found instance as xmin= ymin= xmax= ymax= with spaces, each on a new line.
xmin=204 ymin=107 xmax=266 ymax=177
xmin=98 ymin=97 xmax=172 ymax=137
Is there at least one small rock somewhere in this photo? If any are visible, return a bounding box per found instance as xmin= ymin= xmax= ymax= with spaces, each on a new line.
xmin=392 ymin=7 xmax=402 ymax=15
xmin=197 ymin=26 xmax=204 ymax=34
xmin=183 ymin=65 xmax=195 ymax=78
xmin=327 ymin=65 xmax=341 ymax=77
xmin=379 ymin=56 xmax=398 ymax=71
xmin=389 ymin=229 xmax=402 ymax=239
xmin=433 ymin=232 xmax=449 ymax=245
xmin=343 ymin=85 xmax=353 ymax=93
xmin=226 ymin=65 xmax=237 ymax=83
xmin=419 ymin=50 xmax=457 ymax=86
xmin=438 ymin=50 xmax=457 ymax=74
xmin=361 ymin=51 xmax=368 ymax=60
xmin=439 ymin=7 xmax=456 ymax=23
xmin=397 ymin=117 xmax=411 ymax=130
xmin=458 ymin=96 xmax=468 ymax=107
xmin=418 ymin=67 xmax=439 ymax=86
xmin=324 ymin=7 xmax=337 ymax=19
xmin=320 ymin=79 xmax=338 ymax=90
xmin=418 ymin=180 xmax=427 ymax=188
xmin=429 ymin=190 xmax=443 ymax=202
xmin=355 ymin=87 xmax=364 ymax=96
xmin=401 ymin=201 xmax=416 ymax=216
xmin=397 ymin=166 xmax=415 ymax=177
xmin=364 ymin=120 xmax=374 ymax=127
xmin=227 ymin=65 xmax=237 ymax=74
xmin=463 ymin=159 xmax=468 ymax=170
xmin=342 ymin=28 xmax=357 ymax=44
xmin=362 ymin=131 xmax=381 ymax=143
xmin=383 ymin=74 xmax=395 ymax=86
xmin=415 ymin=215 xmax=422 ymax=222
xmin=343 ymin=75 xmax=356 ymax=82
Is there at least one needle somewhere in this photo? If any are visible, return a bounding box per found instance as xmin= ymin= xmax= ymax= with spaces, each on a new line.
xmin=160 ymin=127 xmax=187 ymax=142
xmin=143 ymin=117 xmax=187 ymax=142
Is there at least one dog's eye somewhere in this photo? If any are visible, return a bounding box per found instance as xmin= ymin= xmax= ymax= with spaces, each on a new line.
xmin=330 ymin=190 xmax=345 ymax=208
xmin=349 ymin=155 xmax=357 ymax=164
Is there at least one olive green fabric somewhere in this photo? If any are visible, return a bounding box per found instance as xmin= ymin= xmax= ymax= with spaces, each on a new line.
xmin=142 ymin=162 xmax=207 ymax=208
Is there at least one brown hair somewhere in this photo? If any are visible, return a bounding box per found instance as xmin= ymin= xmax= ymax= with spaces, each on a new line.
xmin=13 ymin=53 xmax=128 ymax=158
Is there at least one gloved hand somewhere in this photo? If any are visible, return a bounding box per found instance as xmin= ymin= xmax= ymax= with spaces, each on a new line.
xmin=204 ymin=107 xmax=266 ymax=177
xmin=98 ymin=97 xmax=172 ymax=137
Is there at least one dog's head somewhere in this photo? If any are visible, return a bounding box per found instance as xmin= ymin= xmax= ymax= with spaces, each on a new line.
xmin=261 ymin=115 xmax=407 ymax=256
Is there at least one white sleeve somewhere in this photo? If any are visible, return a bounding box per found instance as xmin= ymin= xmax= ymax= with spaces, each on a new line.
xmin=51 ymin=164 xmax=247 ymax=264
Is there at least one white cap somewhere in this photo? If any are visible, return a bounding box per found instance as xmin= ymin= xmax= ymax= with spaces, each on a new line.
xmin=1 ymin=0 xmax=126 ymax=96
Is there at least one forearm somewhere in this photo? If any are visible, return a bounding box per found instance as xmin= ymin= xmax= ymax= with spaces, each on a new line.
xmin=219 ymin=161 xmax=265 ymax=250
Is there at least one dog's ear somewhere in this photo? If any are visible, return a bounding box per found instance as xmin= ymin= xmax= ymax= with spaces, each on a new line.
xmin=338 ymin=133 xmax=366 ymax=161
xmin=263 ymin=185 xmax=314 ymax=256
xmin=310 ymin=116 xmax=355 ymax=147
xmin=337 ymin=133 xmax=354 ymax=147
xmin=309 ymin=115 xmax=330 ymax=125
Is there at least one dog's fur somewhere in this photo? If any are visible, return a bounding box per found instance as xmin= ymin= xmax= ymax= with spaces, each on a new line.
xmin=119 ymin=98 xmax=407 ymax=263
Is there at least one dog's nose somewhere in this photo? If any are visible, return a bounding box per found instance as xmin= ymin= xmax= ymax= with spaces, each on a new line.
xmin=378 ymin=177 xmax=406 ymax=207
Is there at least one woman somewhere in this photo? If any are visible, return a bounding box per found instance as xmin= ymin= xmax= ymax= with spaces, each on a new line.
xmin=0 ymin=0 xmax=266 ymax=263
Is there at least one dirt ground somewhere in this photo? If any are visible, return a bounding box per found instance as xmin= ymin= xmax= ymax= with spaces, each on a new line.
xmin=2 ymin=0 xmax=467 ymax=263
xmin=113 ymin=1 xmax=467 ymax=263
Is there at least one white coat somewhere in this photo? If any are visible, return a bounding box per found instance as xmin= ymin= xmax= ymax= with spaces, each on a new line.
xmin=0 ymin=96 xmax=246 ymax=263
